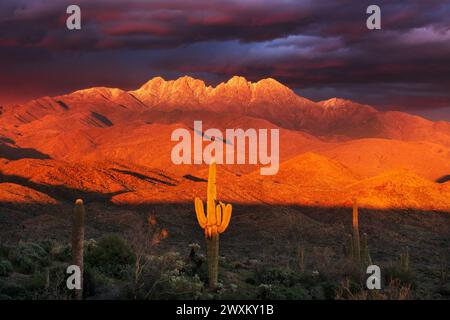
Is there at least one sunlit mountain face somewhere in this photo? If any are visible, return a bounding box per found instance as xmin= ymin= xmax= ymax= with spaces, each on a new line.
xmin=0 ymin=0 xmax=449 ymax=120
xmin=1 ymin=75 xmax=450 ymax=209
xmin=0 ymin=0 xmax=450 ymax=302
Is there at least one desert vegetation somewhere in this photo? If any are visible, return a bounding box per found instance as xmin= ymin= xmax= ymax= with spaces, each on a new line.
xmin=1 ymin=173 xmax=449 ymax=300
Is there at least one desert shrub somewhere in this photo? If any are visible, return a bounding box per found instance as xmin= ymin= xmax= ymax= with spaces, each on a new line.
xmin=39 ymin=240 xmax=71 ymax=262
xmin=0 ymin=260 xmax=13 ymax=276
xmin=256 ymin=282 xmax=311 ymax=299
xmin=256 ymin=284 xmax=273 ymax=299
xmin=39 ymin=240 xmax=57 ymax=254
xmin=334 ymin=279 xmax=367 ymax=300
xmin=50 ymin=244 xmax=71 ymax=262
xmin=26 ymin=271 xmax=48 ymax=291
xmin=8 ymin=242 xmax=48 ymax=274
xmin=129 ymin=252 xmax=204 ymax=300
xmin=85 ymin=235 xmax=135 ymax=278
xmin=43 ymin=264 xmax=72 ymax=299
xmin=157 ymin=272 xmax=204 ymax=300
xmin=0 ymin=245 xmax=11 ymax=259
xmin=335 ymin=278 xmax=413 ymax=300
xmin=82 ymin=265 xmax=125 ymax=299
xmin=0 ymin=284 xmax=31 ymax=299
xmin=255 ymin=267 xmax=300 ymax=287
xmin=252 ymin=265 xmax=335 ymax=299
xmin=384 ymin=266 xmax=415 ymax=288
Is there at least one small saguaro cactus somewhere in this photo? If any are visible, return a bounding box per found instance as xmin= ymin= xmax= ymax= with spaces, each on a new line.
xmin=352 ymin=198 xmax=361 ymax=265
xmin=346 ymin=234 xmax=354 ymax=259
xmin=72 ymin=199 xmax=85 ymax=300
xmin=400 ymin=246 xmax=410 ymax=273
xmin=346 ymin=199 xmax=372 ymax=269
xmin=361 ymin=233 xmax=372 ymax=267
xmin=194 ymin=159 xmax=232 ymax=289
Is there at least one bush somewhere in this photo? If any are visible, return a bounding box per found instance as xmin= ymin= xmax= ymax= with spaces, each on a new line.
xmin=8 ymin=242 xmax=48 ymax=274
xmin=129 ymin=252 xmax=205 ymax=300
xmin=85 ymin=235 xmax=135 ymax=278
xmin=256 ymin=283 xmax=310 ymax=299
xmin=158 ymin=273 xmax=204 ymax=300
xmin=0 ymin=284 xmax=31 ymax=299
xmin=384 ymin=266 xmax=415 ymax=288
xmin=0 ymin=260 xmax=13 ymax=277
xmin=255 ymin=267 xmax=300 ymax=287
xmin=51 ymin=244 xmax=71 ymax=262
xmin=0 ymin=245 xmax=11 ymax=259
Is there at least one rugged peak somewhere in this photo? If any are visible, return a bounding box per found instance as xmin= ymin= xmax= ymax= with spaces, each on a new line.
xmin=173 ymin=76 xmax=206 ymax=88
xmin=255 ymin=77 xmax=286 ymax=88
xmin=139 ymin=76 xmax=166 ymax=90
xmin=71 ymin=87 xmax=127 ymax=99
xmin=320 ymin=97 xmax=353 ymax=108
xmin=319 ymin=97 xmax=377 ymax=112
xmin=226 ymin=76 xmax=250 ymax=86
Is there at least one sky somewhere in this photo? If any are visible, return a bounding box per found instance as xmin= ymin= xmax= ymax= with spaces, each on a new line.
xmin=0 ymin=0 xmax=449 ymax=120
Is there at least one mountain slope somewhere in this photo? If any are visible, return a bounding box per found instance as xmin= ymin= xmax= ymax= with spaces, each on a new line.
xmin=2 ymin=76 xmax=449 ymax=145
xmin=347 ymin=169 xmax=450 ymax=210
xmin=318 ymin=138 xmax=450 ymax=180
xmin=1 ymin=75 xmax=450 ymax=211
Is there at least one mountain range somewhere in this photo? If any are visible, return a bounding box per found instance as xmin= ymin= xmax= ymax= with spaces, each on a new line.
xmin=0 ymin=76 xmax=449 ymax=210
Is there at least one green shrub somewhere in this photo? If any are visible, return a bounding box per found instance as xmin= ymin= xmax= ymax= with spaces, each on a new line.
xmin=256 ymin=283 xmax=310 ymax=299
xmin=0 ymin=284 xmax=31 ymax=299
xmin=0 ymin=245 xmax=11 ymax=259
xmin=256 ymin=267 xmax=300 ymax=287
xmin=0 ymin=293 xmax=12 ymax=300
xmin=51 ymin=244 xmax=71 ymax=262
xmin=25 ymin=272 xmax=48 ymax=291
xmin=384 ymin=266 xmax=415 ymax=288
xmin=157 ymin=273 xmax=204 ymax=300
xmin=8 ymin=242 xmax=48 ymax=274
xmin=0 ymin=260 xmax=13 ymax=276
xmin=129 ymin=252 xmax=205 ymax=300
xmin=85 ymin=235 xmax=135 ymax=278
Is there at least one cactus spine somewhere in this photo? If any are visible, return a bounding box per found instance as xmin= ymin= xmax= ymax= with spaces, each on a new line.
xmin=194 ymin=159 xmax=232 ymax=289
xmin=72 ymin=199 xmax=85 ymax=300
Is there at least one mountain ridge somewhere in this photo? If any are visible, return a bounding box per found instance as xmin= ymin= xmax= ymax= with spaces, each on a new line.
xmin=2 ymin=75 xmax=449 ymax=142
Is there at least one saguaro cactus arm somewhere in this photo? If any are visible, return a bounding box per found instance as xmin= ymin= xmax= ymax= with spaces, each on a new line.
xmin=195 ymin=197 xmax=207 ymax=228
xmin=215 ymin=204 xmax=222 ymax=226
xmin=218 ymin=203 xmax=232 ymax=233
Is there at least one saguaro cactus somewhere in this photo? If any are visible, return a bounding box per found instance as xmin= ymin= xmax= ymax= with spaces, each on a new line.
xmin=400 ymin=246 xmax=410 ymax=273
xmin=194 ymin=159 xmax=232 ymax=289
xmin=346 ymin=199 xmax=372 ymax=269
xmin=361 ymin=233 xmax=372 ymax=267
xmin=72 ymin=199 xmax=85 ymax=300
xmin=352 ymin=198 xmax=361 ymax=265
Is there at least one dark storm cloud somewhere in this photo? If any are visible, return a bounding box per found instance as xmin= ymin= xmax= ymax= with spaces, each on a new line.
xmin=0 ymin=0 xmax=449 ymax=119
xmin=1 ymin=0 xmax=448 ymax=50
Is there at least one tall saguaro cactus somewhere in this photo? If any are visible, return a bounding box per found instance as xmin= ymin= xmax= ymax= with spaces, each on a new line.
xmin=72 ymin=199 xmax=85 ymax=300
xmin=194 ymin=159 xmax=232 ymax=289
